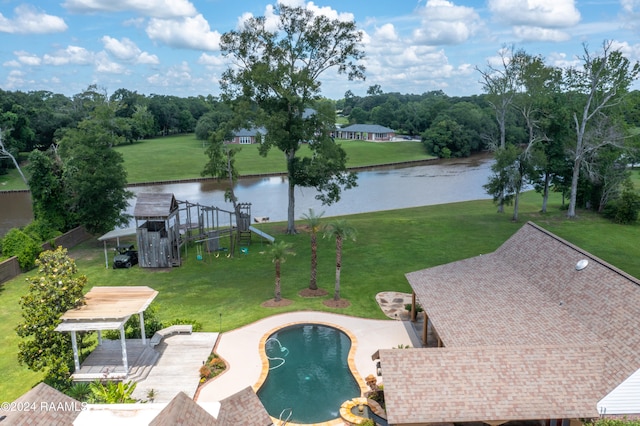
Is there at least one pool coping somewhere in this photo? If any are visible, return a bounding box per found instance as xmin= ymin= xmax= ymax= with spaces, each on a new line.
xmin=253 ymin=320 xmax=369 ymax=426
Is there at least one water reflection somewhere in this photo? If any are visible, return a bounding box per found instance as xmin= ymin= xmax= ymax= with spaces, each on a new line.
xmin=0 ymin=155 xmax=493 ymax=236
xmin=126 ymin=155 xmax=493 ymax=225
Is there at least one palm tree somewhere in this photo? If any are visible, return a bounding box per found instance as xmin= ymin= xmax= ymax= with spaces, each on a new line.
xmin=269 ymin=241 xmax=295 ymax=302
xmin=323 ymin=219 xmax=356 ymax=301
xmin=301 ymin=208 xmax=324 ymax=291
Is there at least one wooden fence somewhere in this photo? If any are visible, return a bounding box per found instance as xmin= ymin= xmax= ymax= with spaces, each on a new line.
xmin=0 ymin=226 xmax=92 ymax=285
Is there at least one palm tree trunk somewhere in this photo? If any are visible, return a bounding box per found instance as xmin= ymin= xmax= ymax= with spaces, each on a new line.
xmin=334 ymin=237 xmax=342 ymax=301
xmin=309 ymin=234 xmax=318 ymax=290
xmin=275 ymin=262 xmax=282 ymax=301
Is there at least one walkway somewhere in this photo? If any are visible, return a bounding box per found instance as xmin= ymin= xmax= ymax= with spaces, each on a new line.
xmin=196 ymin=311 xmax=421 ymax=403
xmin=131 ymin=332 xmax=218 ymax=403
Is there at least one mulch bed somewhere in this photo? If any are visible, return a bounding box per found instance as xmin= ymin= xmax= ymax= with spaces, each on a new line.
xmin=322 ymin=298 xmax=351 ymax=309
xmin=261 ymin=298 xmax=293 ymax=308
xmin=298 ymin=288 xmax=329 ymax=297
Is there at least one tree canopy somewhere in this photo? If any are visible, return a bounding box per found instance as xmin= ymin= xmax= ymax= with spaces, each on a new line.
xmin=16 ymin=247 xmax=87 ymax=390
xmin=218 ymin=3 xmax=365 ymax=233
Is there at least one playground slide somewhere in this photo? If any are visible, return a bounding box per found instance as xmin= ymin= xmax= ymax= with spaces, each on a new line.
xmin=249 ymin=226 xmax=275 ymax=243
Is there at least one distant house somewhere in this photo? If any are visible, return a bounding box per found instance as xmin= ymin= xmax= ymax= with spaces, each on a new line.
xmin=228 ymin=127 xmax=267 ymax=145
xmin=334 ymin=124 xmax=395 ymax=141
xmin=228 ymin=108 xmax=317 ymax=145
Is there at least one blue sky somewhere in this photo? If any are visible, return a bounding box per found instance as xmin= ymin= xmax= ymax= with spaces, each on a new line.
xmin=1 ymin=0 xmax=639 ymax=99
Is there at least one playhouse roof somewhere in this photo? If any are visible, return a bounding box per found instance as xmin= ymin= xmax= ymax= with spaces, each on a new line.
xmin=134 ymin=192 xmax=178 ymax=220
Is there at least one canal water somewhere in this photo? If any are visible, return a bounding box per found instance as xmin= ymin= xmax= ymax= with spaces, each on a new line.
xmin=0 ymin=155 xmax=493 ymax=236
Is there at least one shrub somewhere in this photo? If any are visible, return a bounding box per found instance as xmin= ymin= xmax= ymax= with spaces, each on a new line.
xmin=88 ymin=380 xmax=137 ymax=403
xmin=1 ymin=228 xmax=41 ymax=269
xmin=66 ymin=382 xmax=92 ymax=402
xmin=22 ymin=219 xmax=61 ymax=243
xmin=603 ymin=182 xmax=640 ymax=224
xmin=104 ymin=303 xmax=163 ymax=340
xmin=404 ymin=303 xmax=423 ymax=313
xmin=163 ymin=318 xmax=203 ymax=332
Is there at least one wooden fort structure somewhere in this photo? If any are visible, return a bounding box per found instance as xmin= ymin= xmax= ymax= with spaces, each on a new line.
xmin=133 ymin=193 xmax=264 ymax=268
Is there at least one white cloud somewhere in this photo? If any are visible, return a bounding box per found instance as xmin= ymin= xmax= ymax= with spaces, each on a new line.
xmin=15 ymin=51 xmax=42 ymax=66
xmin=3 ymin=60 xmax=21 ymax=68
xmin=374 ymin=24 xmax=399 ymax=42
xmin=610 ymin=40 xmax=640 ymax=62
xmin=43 ymin=46 xmax=95 ymax=66
xmin=95 ymin=52 xmax=128 ymax=74
xmin=620 ymin=0 xmax=640 ymax=30
xmin=146 ymin=14 xmax=220 ymax=51
xmin=413 ymin=0 xmax=483 ymax=45
xmin=3 ymin=70 xmax=29 ymax=90
xmin=621 ymin=0 xmax=639 ymax=13
xmin=0 ymin=4 xmax=67 ymax=34
xmin=488 ymin=0 xmax=580 ymax=28
xmin=253 ymin=1 xmax=355 ymax=32
xmin=147 ymin=61 xmax=194 ymax=87
xmin=101 ymin=36 xmax=160 ymax=64
xmin=62 ymin=0 xmax=197 ymax=19
xmin=547 ymin=51 xmax=580 ymax=69
xmin=198 ymin=53 xmax=226 ymax=67
xmin=513 ymin=26 xmax=571 ymax=42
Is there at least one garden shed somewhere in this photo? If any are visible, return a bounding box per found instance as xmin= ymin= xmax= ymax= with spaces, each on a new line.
xmin=134 ymin=193 xmax=181 ymax=268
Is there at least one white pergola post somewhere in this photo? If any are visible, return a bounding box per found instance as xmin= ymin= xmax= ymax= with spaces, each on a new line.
xmin=119 ymin=325 xmax=129 ymax=375
xmin=103 ymin=241 xmax=109 ymax=269
xmin=97 ymin=330 xmax=102 ymax=345
xmin=70 ymin=331 xmax=80 ymax=371
xmin=139 ymin=312 xmax=146 ymax=345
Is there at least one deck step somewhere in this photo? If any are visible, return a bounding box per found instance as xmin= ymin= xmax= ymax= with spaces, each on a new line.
xmin=128 ymin=346 xmax=159 ymax=382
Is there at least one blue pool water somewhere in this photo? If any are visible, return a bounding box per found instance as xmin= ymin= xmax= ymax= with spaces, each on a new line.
xmin=257 ymin=324 xmax=360 ymax=424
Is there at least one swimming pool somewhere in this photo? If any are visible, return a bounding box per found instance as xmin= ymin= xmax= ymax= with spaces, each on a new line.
xmin=257 ymin=323 xmax=362 ymax=424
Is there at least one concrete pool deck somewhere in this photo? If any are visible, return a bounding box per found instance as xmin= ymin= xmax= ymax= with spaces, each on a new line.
xmin=196 ymin=310 xmax=420 ymax=405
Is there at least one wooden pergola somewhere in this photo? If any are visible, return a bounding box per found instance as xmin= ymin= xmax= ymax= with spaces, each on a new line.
xmin=55 ymin=286 xmax=158 ymax=378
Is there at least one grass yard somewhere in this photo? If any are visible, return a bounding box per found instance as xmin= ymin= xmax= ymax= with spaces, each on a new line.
xmin=2 ymin=189 xmax=640 ymax=400
xmin=117 ymin=135 xmax=431 ymax=183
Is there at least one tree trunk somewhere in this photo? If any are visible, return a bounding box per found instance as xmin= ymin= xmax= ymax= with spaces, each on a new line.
xmin=309 ymin=234 xmax=318 ymax=290
xmin=274 ymin=261 xmax=282 ymax=302
xmin=512 ymin=189 xmax=520 ymax=221
xmin=286 ymin=151 xmax=297 ymax=234
xmin=541 ymin=172 xmax=550 ymax=213
xmin=334 ymin=237 xmax=342 ymax=301
xmin=567 ymin=153 xmax=581 ymax=218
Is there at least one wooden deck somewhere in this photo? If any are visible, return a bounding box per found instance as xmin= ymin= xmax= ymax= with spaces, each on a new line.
xmin=72 ymin=339 xmax=158 ymax=381
xmin=72 ymin=333 xmax=219 ymax=403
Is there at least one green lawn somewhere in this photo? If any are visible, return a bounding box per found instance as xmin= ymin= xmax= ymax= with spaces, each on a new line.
xmin=117 ymin=135 xmax=431 ymax=183
xmin=2 ymin=189 xmax=639 ymax=400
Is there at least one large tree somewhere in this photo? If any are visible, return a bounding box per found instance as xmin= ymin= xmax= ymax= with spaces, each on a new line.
xmin=26 ymin=149 xmax=69 ymax=231
xmin=16 ymin=247 xmax=87 ymax=390
xmin=564 ymin=40 xmax=640 ymax=218
xmin=58 ymin=113 xmax=133 ymax=234
xmin=219 ymin=3 xmax=365 ymax=233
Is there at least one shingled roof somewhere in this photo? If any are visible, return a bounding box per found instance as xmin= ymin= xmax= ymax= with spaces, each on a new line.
xmin=388 ymin=221 xmax=640 ymax=424
xmin=216 ymin=386 xmax=273 ymax=426
xmin=4 ymin=382 xmax=82 ymax=425
xmin=149 ymin=392 xmax=216 ymax=426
